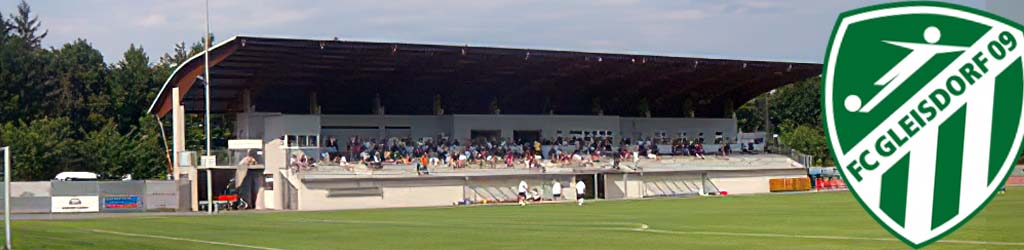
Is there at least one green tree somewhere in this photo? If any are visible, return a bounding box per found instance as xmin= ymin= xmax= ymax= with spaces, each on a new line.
xmin=778 ymin=123 xmax=832 ymax=166
xmin=0 ymin=9 xmax=11 ymax=43
xmin=0 ymin=1 xmax=185 ymax=180
xmin=0 ymin=117 xmax=76 ymax=181
xmin=184 ymin=114 xmax=232 ymax=152
xmin=736 ymin=77 xmax=822 ymax=133
xmin=108 ymin=44 xmax=159 ymax=132
xmin=769 ymin=77 xmax=822 ymax=128
xmin=78 ymin=120 xmax=166 ymax=179
xmin=735 ymin=95 xmax=765 ymax=132
xmin=155 ymin=35 xmax=215 ymax=79
xmin=735 ymin=77 xmax=829 ymax=164
xmin=0 ymin=33 xmax=49 ymax=122
xmin=8 ymin=0 xmax=46 ymax=48
xmin=44 ymin=39 xmax=108 ymax=128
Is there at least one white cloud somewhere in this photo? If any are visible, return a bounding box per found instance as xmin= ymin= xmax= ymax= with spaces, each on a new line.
xmin=9 ymin=0 xmax=988 ymax=64
xmin=658 ymin=9 xmax=709 ymax=21
xmin=137 ymin=14 xmax=167 ymax=27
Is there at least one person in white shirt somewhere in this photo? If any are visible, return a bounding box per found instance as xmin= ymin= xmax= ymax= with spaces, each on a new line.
xmin=576 ymin=180 xmax=587 ymax=206
xmin=552 ymin=180 xmax=562 ymax=200
xmin=529 ymin=188 xmax=541 ymax=202
xmin=518 ymin=180 xmax=529 ymax=206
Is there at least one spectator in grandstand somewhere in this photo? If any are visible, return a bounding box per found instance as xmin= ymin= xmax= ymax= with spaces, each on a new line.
xmin=612 ymin=149 xmax=621 ymax=169
xmin=518 ymin=180 xmax=529 ymax=206
xmin=417 ymin=154 xmax=429 ymax=175
xmin=372 ymin=150 xmax=382 ymax=164
xmin=428 ymin=151 xmax=439 ymax=166
xmin=239 ymin=149 xmax=258 ymax=166
xmin=458 ymin=150 xmax=469 ymax=168
xmin=576 ymin=179 xmax=586 ymax=206
xmin=349 ymin=137 xmax=360 ymax=161
xmin=505 ymin=151 xmax=515 ymax=168
xmin=694 ymin=142 xmax=706 ymax=160
xmin=552 ymin=180 xmax=562 ymax=200
xmin=321 ymin=151 xmax=331 ymax=163
xmin=647 ymin=144 xmax=659 ymax=160
xmin=325 ymin=137 xmax=340 ymax=161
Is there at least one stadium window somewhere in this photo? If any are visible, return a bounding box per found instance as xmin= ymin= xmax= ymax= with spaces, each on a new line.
xmin=308 ymin=135 xmax=320 ymax=147
xmin=286 ymin=135 xmax=297 ymax=147
xmin=284 ymin=134 xmax=320 ymax=148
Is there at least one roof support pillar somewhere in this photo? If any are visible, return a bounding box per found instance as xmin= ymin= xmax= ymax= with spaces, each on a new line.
xmin=242 ymin=88 xmax=253 ymax=113
xmin=171 ymin=87 xmax=199 ymax=212
xmin=172 ymin=87 xmax=185 ymax=180
xmin=308 ymin=91 xmax=319 ymax=114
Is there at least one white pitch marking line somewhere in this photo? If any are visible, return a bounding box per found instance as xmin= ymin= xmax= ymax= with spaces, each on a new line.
xmin=90 ymin=229 xmax=285 ymax=250
xmin=295 ymin=218 xmax=436 ymax=226
xmin=630 ymin=224 xmax=1024 ymax=247
xmin=295 ymin=217 xmax=640 ymax=229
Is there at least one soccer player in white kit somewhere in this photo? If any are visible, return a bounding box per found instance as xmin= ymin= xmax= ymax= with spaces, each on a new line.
xmin=552 ymin=180 xmax=562 ymax=200
xmin=576 ymin=179 xmax=586 ymax=206
xmin=518 ymin=180 xmax=529 ymax=206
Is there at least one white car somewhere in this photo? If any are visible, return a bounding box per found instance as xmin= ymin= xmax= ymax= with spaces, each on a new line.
xmin=53 ymin=172 xmax=100 ymax=181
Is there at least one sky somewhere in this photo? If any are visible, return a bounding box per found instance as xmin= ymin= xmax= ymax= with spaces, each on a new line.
xmin=2 ymin=0 xmax=988 ymax=64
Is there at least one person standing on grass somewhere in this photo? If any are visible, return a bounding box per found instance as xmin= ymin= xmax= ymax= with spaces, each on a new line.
xmin=518 ymin=179 xmax=529 ymax=206
xmin=576 ymin=179 xmax=586 ymax=206
xmin=552 ymin=180 xmax=562 ymax=200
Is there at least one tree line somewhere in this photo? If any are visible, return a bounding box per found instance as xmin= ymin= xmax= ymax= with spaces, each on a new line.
xmin=735 ymin=77 xmax=831 ymax=166
xmin=0 ymin=1 xmax=225 ymax=181
xmin=0 ymin=1 xmax=836 ymax=180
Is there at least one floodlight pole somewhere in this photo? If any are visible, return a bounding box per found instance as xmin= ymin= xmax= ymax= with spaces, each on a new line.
xmin=204 ymin=0 xmax=213 ymax=214
xmin=3 ymin=146 xmax=10 ymax=250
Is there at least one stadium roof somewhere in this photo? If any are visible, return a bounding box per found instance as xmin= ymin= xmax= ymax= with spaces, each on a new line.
xmin=148 ymin=35 xmax=821 ymax=118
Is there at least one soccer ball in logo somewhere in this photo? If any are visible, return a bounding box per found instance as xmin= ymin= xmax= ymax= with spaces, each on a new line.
xmin=823 ymin=2 xmax=1024 ymax=248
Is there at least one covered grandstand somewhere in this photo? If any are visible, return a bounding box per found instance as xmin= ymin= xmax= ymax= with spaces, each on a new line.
xmin=148 ymin=36 xmax=822 ymax=211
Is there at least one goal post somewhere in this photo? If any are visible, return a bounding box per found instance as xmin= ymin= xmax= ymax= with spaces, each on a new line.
xmin=2 ymin=146 xmax=10 ymax=250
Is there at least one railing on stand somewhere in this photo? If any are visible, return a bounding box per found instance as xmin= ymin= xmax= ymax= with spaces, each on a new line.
xmin=770 ymin=144 xmax=814 ymax=168
xmin=193 ymin=149 xmax=266 ymax=167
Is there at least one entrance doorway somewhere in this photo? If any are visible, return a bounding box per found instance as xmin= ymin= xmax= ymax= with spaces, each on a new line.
xmin=575 ymin=174 xmax=605 ymax=199
xmin=470 ymin=130 xmax=501 ymax=141
xmin=513 ymin=130 xmax=541 ymax=143
xmin=197 ymin=169 xmax=262 ymax=210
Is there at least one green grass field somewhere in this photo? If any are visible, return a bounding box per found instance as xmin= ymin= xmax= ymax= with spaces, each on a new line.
xmin=11 ymin=188 xmax=1024 ymax=250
